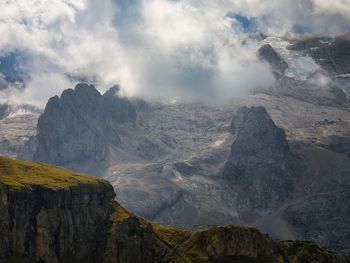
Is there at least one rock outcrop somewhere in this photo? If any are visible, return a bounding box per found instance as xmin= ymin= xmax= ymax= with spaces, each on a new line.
xmin=222 ymin=106 xmax=350 ymax=256
xmin=258 ymin=44 xmax=289 ymax=79
xmin=0 ymin=156 xmax=348 ymax=263
xmin=28 ymin=83 xmax=136 ymax=165
xmin=223 ymin=106 xmax=295 ymax=220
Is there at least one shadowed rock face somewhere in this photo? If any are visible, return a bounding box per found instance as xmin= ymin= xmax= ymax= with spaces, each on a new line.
xmin=223 ymin=106 xmax=295 ymax=219
xmin=32 ymin=83 xmax=136 ymax=165
xmin=258 ymin=44 xmax=288 ymax=79
xmin=0 ymin=157 xmax=348 ymax=263
xmin=223 ymin=106 xmax=350 ymax=256
xmin=0 ymin=104 xmax=9 ymax=120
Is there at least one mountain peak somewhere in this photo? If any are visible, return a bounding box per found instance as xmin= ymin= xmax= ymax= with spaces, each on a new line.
xmin=224 ymin=106 xmax=294 ymax=217
xmin=103 ymin=84 xmax=120 ymax=98
xmin=26 ymin=84 xmax=137 ymax=165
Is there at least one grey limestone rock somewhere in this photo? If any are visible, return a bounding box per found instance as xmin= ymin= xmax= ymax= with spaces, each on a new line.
xmin=223 ymin=106 xmax=295 ymax=219
xmin=30 ymin=83 xmax=136 ymax=165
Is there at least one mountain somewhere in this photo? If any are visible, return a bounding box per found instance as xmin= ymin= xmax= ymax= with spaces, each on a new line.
xmin=20 ymin=82 xmax=350 ymax=255
xmin=18 ymin=80 xmax=350 ymax=255
xmin=223 ymin=106 xmax=350 ymax=256
xmin=259 ymin=35 xmax=350 ymax=105
xmin=223 ymin=106 xmax=295 ymax=219
xmin=0 ymin=156 xmax=348 ymax=263
xmin=22 ymin=83 xmax=136 ymax=165
xmin=5 ymin=34 xmax=350 ymax=256
xmin=287 ymin=34 xmax=350 ymax=77
xmin=0 ymin=104 xmax=41 ymax=159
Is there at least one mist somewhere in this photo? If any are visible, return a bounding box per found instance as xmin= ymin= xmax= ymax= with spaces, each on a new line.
xmin=0 ymin=0 xmax=349 ymax=106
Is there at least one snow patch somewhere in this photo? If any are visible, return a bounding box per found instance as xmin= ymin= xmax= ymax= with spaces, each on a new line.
xmin=319 ymin=38 xmax=335 ymax=45
xmin=261 ymin=37 xmax=321 ymax=81
xmin=212 ymin=138 xmax=226 ymax=147
xmin=7 ymin=109 xmax=35 ymax=118
xmin=337 ymin=74 xmax=350 ymax=78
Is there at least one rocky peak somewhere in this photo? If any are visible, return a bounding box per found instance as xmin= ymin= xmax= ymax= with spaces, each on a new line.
xmin=103 ymin=84 xmax=120 ymax=98
xmin=103 ymin=85 xmax=137 ymax=123
xmin=230 ymin=106 xmax=290 ymax=155
xmin=30 ymin=83 xmax=137 ymax=166
xmin=223 ymin=106 xmax=294 ymax=219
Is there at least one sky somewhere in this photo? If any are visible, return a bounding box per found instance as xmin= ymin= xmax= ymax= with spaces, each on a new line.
xmin=0 ymin=0 xmax=349 ymax=106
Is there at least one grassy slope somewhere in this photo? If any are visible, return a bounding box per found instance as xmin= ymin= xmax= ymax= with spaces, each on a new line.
xmin=112 ymin=202 xmax=348 ymax=263
xmin=112 ymin=204 xmax=284 ymax=263
xmin=0 ymin=156 xmax=104 ymax=190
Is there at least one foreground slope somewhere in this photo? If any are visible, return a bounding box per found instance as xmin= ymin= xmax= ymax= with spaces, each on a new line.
xmin=0 ymin=157 xmax=348 ymax=263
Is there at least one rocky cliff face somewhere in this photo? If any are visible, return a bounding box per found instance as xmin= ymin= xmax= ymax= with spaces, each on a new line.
xmin=28 ymin=83 xmax=136 ymax=165
xmin=0 ymin=156 xmax=348 ymax=263
xmin=0 ymin=156 xmax=116 ymax=263
xmin=223 ymin=106 xmax=295 ymax=220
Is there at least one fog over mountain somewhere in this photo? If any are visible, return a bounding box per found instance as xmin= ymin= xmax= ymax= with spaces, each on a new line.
xmin=1 ymin=0 xmax=349 ymax=105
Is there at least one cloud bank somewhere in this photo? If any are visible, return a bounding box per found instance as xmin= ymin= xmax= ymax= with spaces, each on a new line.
xmin=0 ymin=0 xmax=349 ymax=105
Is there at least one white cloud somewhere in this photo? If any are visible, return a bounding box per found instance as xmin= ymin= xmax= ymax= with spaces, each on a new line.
xmin=0 ymin=73 xmax=73 ymax=107
xmin=312 ymin=0 xmax=350 ymax=18
xmin=0 ymin=0 xmax=348 ymax=105
xmin=228 ymin=0 xmax=350 ymax=35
